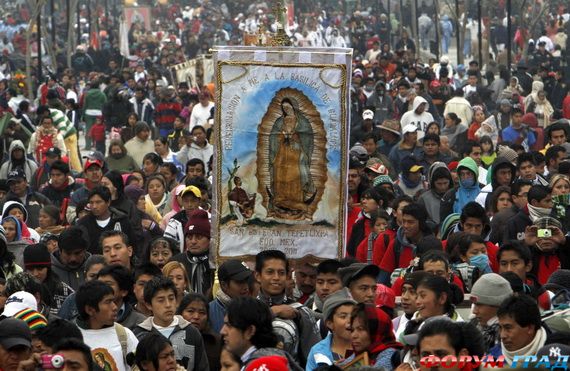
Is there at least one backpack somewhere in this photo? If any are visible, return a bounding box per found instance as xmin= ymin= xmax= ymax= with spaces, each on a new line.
xmin=272 ymin=303 xmax=320 ymax=366
xmin=451 ymin=263 xmax=480 ymax=292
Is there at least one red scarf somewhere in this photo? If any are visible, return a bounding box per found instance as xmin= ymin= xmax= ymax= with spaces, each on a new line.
xmin=362 ymin=304 xmax=403 ymax=356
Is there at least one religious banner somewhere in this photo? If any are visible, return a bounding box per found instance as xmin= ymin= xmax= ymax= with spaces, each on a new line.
xmin=172 ymin=56 xmax=214 ymax=89
xmin=123 ymin=7 xmax=152 ymax=33
xmin=212 ymin=46 xmax=352 ymax=261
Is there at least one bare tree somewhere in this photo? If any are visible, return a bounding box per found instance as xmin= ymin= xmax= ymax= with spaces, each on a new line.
xmin=67 ymin=0 xmax=80 ymax=68
xmin=25 ymin=0 xmax=46 ymax=99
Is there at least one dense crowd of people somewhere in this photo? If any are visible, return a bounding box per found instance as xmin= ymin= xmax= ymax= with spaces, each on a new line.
xmin=0 ymin=0 xmax=570 ymax=371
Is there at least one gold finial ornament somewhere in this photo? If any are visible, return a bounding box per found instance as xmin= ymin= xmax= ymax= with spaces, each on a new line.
xmin=269 ymin=0 xmax=291 ymax=46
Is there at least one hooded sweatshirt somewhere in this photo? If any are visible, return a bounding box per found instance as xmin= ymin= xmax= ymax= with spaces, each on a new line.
xmin=475 ymin=157 xmax=516 ymax=208
xmin=400 ymin=96 xmax=434 ymax=133
xmin=475 ymin=115 xmax=499 ymax=146
xmin=418 ymin=162 xmax=453 ymax=224
xmin=0 ymin=140 xmax=38 ymax=180
xmin=133 ymin=315 xmax=209 ymax=371
xmin=2 ymin=215 xmax=29 ymax=267
xmin=50 ymin=250 xmax=91 ymax=291
xmin=442 ymin=157 xmax=482 ymax=216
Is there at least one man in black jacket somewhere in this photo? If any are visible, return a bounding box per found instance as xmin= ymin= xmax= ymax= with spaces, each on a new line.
xmin=40 ymin=160 xmax=81 ymax=208
xmin=76 ymin=186 xmax=134 ymax=254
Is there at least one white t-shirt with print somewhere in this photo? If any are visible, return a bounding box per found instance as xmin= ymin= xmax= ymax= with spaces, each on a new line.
xmin=80 ymin=324 xmax=139 ymax=371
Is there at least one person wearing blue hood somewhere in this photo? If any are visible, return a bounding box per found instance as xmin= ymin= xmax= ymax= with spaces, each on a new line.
xmin=441 ymin=157 xmax=482 ymax=216
xmin=395 ymin=155 xmax=428 ymax=199
xmin=418 ymin=162 xmax=454 ymax=224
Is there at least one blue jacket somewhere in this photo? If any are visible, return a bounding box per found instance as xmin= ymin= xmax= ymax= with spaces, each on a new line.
xmin=208 ymin=298 xmax=226 ymax=333
xmin=306 ymin=333 xmax=334 ymax=371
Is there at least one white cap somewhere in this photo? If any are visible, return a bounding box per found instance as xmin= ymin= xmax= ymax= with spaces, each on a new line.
xmin=402 ymin=124 xmax=418 ymax=134
xmin=362 ymin=110 xmax=374 ymax=120
xmin=2 ymin=291 xmax=38 ymax=317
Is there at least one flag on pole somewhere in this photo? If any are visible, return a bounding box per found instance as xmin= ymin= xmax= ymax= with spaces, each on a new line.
xmin=119 ymin=19 xmax=130 ymax=57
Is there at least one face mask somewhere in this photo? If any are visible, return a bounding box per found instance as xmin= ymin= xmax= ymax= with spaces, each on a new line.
xmin=365 ymin=86 xmax=374 ymax=92
xmin=460 ymin=178 xmax=475 ymax=188
xmin=469 ymin=254 xmax=492 ymax=274
xmin=111 ymin=153 xmax=124 ymax=160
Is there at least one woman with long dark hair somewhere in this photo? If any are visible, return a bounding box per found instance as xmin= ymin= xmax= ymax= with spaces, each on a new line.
xmin=134 ymin=333 xmax=185 ymax=371
xmin=23 ymin=243 xmax=73 ymax=316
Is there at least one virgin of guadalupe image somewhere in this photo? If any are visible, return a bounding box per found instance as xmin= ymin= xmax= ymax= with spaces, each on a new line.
xmin=267 ymin=97 xmax=316 ymax=219
xmin=256 ymin=88 xmax=328 ymax=222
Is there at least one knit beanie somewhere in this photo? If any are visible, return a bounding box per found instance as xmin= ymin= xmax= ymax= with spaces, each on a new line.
xmin=245 ymin=356 xmax=288 ymax=371
xmin=13 ymin=308 xmax=48 ymax=331
xmin=184 ymin=209 xmax=211 ymax=239
xmin=497 ymin=146 xmax=518 ymax=164
xmin=23 ymin=243 xmax=51 ymax=269
xmin=124 ymin=184 xmax=146 ymax=203
xmin=470 ymin=273 xmax=513 ymax=307
xmin=544 ymin=269 xmax=570 ymax=292
xmin=373 ymin=174 xmax=393 ymax=187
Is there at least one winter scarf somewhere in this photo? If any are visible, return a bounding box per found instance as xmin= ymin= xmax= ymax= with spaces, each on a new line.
xmin=184 ymin=252 xmax=210 ymax=295
xmin=361 ymin=304 xmax=403 ymax=357
xmin=501 ymin=327 xmax=547 ymax=366
xmin=527 ymin=203 xmax=552 ymax=222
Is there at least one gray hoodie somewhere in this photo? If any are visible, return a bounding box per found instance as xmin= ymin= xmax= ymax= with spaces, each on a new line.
xmin=417 ymin=162 xmax=453 ymax=224
xmin=51 ymin=251 xmax=91 ymax=291
xmin=0 ymin=140 xmax=38 ymax=180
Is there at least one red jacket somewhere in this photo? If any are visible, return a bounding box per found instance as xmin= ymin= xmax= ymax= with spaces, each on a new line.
xmin=89 ymin=123 xmax=106 ymax=142
xmin=355 ymin=229 xmax=397 ymax=265
xmin=563 ymin=95 xmax=570 ymax=119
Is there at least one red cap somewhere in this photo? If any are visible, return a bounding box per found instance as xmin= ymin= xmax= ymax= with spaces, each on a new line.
xmin=375 ymin=284 xmax=396 ymax=309
xmin=448 ymin=161 xmax=459 ymax=172
xmin=245 ymin=356 xmax=288 ymax=371
xmin=84 ymin=159 xmax=103 ymax=170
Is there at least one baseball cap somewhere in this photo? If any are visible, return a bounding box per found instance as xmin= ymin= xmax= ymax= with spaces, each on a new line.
xmin=180 ymin=185 xmax=201 ymax=199
xmin=82 ymin=151 xmax=105 ymax=162
xmin=45 ymin=147 xmax=62 ymax=158
xmin=536 ymin=344 xmax=570 ymax=366
xmin=402 ymin=124 xmax=419 ymax=134
xmin=7 ymin=168 xmax=26 ymax=184
xmin=362 ymin=109 xmax=374 ymax=120
xmin=84 ymin=159 xmax=103 ymax=171
xmin=245 ymin=355 xmax=288 ymax=371
xmin=375 ymin=284 xmax=396 ymax=309
xmin=2 ymin=291 xmax=38 ymax=317
xmin=0 ymin=318 xmax=32 ymax=349
xmin=338 ymin=263 xmax=380 ymax=287
xmin=218 ymin=260 xmax=252 ymax=282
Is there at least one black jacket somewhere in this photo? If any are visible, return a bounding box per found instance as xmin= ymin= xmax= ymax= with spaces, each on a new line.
xmin=506 ymin=207 xmax=532 ymax=242
xmin=76 ymin=207 xmax=134 ymax=254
